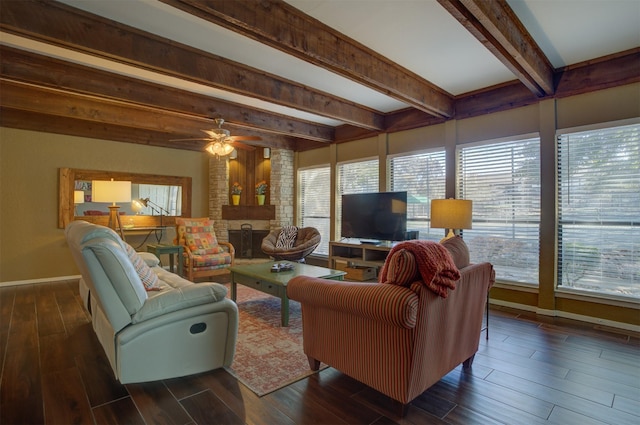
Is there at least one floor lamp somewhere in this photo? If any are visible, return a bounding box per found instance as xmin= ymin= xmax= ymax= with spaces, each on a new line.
xmin=92 ymin=179 xmax=131 ymax=239
xmin=430 ymin=199 xmax=473 ymax=243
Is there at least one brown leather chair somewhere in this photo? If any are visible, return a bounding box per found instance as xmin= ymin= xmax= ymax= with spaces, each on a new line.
xmin=261 ymin=226 xmax=321 ymax=262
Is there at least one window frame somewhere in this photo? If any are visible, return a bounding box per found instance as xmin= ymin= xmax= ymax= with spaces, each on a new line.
xmin=456 ymin=134 xmax=541 ymax=285
xmin=297 ymin=164 xmax=332 ymax=256
xmin=387 ymin=148 xmax=447 ymax=242
xmin=556 ymin=119 xmax=640 ymax=301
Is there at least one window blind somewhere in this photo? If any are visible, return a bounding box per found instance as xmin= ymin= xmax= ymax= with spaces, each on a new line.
xmin=457 ymin=138 xmax=540 ymax=284
xmin=299 ymin=166 xmax=331 ymax=256
xmin=337 ymin=159 xmax=379 ymax=238
xmin=557 ymin=123 xmax=639 ymax=298
xmin=389 ymin=150 xmax=446 ymax=241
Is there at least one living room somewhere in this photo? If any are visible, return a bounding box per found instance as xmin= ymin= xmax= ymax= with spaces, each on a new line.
xmin=1 ymin=0 xmax=639 ymax=423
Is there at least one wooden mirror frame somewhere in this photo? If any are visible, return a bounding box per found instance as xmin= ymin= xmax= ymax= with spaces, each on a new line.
xmin=59 ymin=168 xmax=192 ymax=229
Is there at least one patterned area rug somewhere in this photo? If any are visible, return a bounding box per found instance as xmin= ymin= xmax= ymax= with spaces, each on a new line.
xmin=224 ymin=284 xmax=325 ymax=396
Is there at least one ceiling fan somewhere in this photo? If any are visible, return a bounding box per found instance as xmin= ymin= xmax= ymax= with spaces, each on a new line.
xmin=172 ymin=118 xmax=261 ymax=156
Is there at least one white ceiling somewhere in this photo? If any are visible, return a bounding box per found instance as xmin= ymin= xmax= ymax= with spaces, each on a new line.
xmin=4 ymin=0 xmax=640 ymax=128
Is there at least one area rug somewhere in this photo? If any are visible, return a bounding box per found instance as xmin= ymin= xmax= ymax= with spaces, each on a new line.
xmin=224 ymin=284 xmax=325 ymax=396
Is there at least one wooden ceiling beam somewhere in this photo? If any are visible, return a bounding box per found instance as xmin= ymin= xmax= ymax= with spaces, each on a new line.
xmin=0 ymin=0 xmax=383 ymax=130
xmin=0 ymin=45 xmax=334 ymax=143
xmin=438 ymin=0 xmax=554 ymax=97
xmin=160 ymin=0 xmax=454 ymax=118
xmin=0 ymin=107 xmax=204 ymax=151
xmin=0 ymin=78 xmax=296 ymax=149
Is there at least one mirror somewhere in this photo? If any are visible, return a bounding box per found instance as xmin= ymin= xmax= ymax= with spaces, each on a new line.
xmin=59 ymin=168 xmax=192 ymax=229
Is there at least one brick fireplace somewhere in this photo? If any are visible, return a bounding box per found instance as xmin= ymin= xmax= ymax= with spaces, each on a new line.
xmin=207 ymin=148 xmax=294 ymax=257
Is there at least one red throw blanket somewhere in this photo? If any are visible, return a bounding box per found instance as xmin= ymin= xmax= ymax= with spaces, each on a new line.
xmin=379 ymin=240 xmax=461 ymax=298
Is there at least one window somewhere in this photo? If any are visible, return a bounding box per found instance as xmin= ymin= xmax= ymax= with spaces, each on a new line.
xmin=557 ymin=123 xmax=639 ymax=299
xmin=138 ymin=184 xmax=181 ymax=216
xmin=389 ymin=150 xmax=446 ymax=241
xmin=298 ymin=166 xmax=331 ymax=256
xmin=337 ymin=159 xmax=379 ymax=238
xmin=457 ymin=137 xmax=541 ymax=284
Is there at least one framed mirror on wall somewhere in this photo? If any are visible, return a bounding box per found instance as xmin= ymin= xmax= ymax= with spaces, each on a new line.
xmin=59 ymin=168 xmax=192 ymax=229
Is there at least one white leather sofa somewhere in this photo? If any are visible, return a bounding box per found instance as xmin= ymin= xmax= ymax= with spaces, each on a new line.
xmin=65 ymin=220 xmax=238 ymax=384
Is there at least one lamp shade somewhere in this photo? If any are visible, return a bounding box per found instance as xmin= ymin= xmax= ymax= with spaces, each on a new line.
xmin=74 ymin=190 xmax=85 ymax=204
xmin=430 ymin=199 xmax=472 ymax=230
xmin=92 ymin=179 xmax=131 ymax=203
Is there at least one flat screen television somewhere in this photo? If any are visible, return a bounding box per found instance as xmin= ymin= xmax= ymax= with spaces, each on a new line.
xmin=341 ymin=191 xmax=407 ymax=242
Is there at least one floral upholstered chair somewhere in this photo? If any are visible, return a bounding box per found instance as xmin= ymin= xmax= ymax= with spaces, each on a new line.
xmin=175 ymin=217 xmax=235 ymax=282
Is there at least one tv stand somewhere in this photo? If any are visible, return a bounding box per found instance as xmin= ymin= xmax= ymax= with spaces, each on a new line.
xmin=329 ymin=239 xmax=396 ymax=273
xmin=359 ymin=239 xmax=381 ymax=245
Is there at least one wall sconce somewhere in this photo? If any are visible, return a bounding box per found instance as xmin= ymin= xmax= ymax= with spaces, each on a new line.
xmin=263 ymin=147 xmax=271 ymax=159
xmin=230 ymin=149 xmax=238 ymax=159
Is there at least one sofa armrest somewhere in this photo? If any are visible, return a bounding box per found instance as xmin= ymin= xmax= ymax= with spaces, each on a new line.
xmin=459 ymin=262 xmax=495 ymax=290
xmin=132 ymin=282 xmax=228 ymax=323
xmin=287 ymin=276 xmax=419 ymax=329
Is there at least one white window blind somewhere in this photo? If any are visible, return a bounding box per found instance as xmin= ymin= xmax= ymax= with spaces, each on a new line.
xmin=457 ymin=137 xmax=540 ymax=284
xmin=557 ymin=123 xmax=640 ymax=298
xmin=299 ymin=166 xmax=331 ymax=256
xmin=138 ymin=184 xmax=181 ymax=216
xmin=337 ymin=159 xmax=379 ymax=238
xmin=389 ymin=150 xmax=446 ymax=241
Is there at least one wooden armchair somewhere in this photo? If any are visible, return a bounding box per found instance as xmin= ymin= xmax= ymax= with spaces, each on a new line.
xmin=175 ymin=217 xmax=234 ymax=282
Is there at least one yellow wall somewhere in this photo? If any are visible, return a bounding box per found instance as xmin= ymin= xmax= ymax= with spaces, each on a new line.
xmin=0 ymin=129 xmax=210 ymax=282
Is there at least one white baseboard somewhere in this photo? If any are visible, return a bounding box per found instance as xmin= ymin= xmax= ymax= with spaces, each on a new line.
xmin=0 ymin=275 xmax=81 ymax=287
xmin=490 ymin=299 xmax=640 ymax=333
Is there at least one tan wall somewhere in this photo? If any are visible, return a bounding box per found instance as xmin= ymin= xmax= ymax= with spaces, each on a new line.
xmin=296 ymin=83 xmax=640 ymax=327
xmin=0 ymin=128 xmax=210 ymax=282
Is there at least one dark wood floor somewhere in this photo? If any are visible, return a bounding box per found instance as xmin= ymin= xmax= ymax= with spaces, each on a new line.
xmin=1 ymin=279 xmax=639 ymax=425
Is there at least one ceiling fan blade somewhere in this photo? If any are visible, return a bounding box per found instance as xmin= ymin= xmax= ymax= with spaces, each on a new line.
xmin=232 ymin=141 xmax=256 ymax=151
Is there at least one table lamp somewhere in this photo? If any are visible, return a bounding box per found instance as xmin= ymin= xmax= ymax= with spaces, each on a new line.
xmin=92 ymin=179 xmax=131 ymax=239
xmin=430 ymin=199 xmax=472 ymax=242
xmin=132 ymin=197 xmax=170 ymax=227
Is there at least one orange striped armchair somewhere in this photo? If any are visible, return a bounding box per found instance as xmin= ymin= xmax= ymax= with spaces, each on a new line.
xmin=287 ymin=238 xmax=494 ymax=413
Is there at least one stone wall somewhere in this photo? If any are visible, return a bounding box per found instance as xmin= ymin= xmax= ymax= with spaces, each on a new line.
xmin=208 ymin=148 xmax=295 ymax=242
xmin=269 ymin=148 xmax=294 ymax=228
xmin=208 ymin=156 xmax=229 ymax=241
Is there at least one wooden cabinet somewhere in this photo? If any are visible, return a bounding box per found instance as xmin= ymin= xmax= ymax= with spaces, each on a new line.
xmin=329 ymin=240 xmax=396 ymax=280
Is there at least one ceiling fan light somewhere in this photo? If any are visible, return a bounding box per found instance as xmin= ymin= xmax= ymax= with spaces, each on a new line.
xmin=205 ymin=141 xmax=235 ymax=156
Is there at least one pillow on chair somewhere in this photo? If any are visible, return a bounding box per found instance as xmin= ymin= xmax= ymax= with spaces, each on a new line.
xmin=383 ymin=249 xmax=418 ymax=286
xmin=185 ymin=233 xmax=224 ymax=255
xmin=441 ymin=236 xmax=470 ymax=270
xmin=276 ymin=226 xmax=298 ymax=249
xmin=177 ymin=218 xmax=225 ymax=255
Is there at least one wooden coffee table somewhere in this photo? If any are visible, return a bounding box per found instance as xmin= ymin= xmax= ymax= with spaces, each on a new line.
xmin=229 ymin=261 xmax=346 ymax=326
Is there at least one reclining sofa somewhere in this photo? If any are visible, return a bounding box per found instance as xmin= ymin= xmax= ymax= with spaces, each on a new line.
xmin=65 ymin=220 xmax=238 ymax=384
xmin=288 ymin=237 xmax=493 ymax=411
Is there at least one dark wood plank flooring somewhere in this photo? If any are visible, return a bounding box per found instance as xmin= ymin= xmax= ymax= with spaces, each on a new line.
xmin=1 ymin=280 xmax=638 ymax=425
